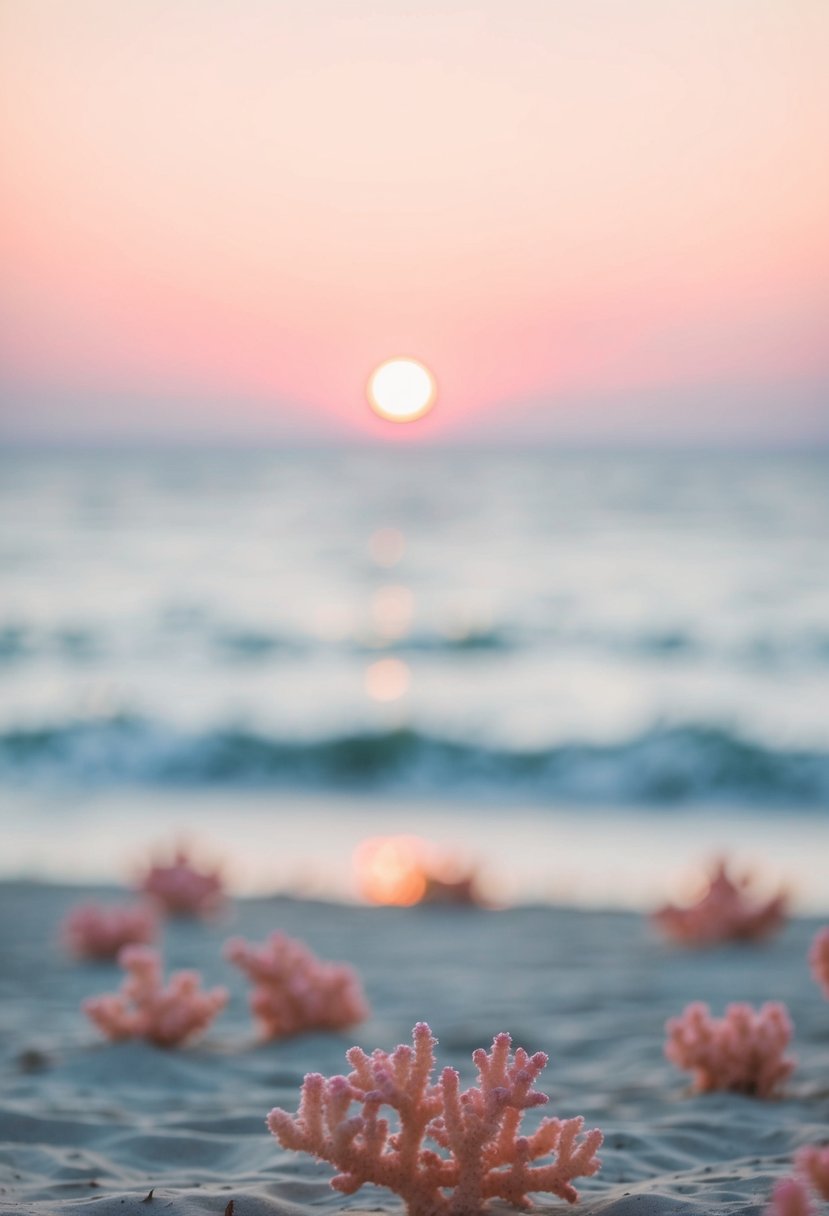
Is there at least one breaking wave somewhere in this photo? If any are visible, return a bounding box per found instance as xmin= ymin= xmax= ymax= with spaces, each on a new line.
xmin=0 ymin=716 xmax=827 ymax=805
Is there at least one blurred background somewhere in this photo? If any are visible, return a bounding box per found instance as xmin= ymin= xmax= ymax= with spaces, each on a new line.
xmin=1 ymin=448 xmax=827 ymax=908
xmin=1 ymin=3 xmax=827 ymax=909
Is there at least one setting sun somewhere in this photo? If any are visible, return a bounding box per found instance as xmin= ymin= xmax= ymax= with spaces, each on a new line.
xmin=367 ymin=358 xmax=436 ymax=423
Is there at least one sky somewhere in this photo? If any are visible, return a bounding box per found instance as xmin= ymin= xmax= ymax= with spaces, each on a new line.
xmin=1 ymin=0 xmax=828 ymax=445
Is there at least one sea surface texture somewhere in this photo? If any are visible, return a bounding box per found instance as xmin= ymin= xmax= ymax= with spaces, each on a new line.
xmin=1 ymin=449 xmax=828 ymax=805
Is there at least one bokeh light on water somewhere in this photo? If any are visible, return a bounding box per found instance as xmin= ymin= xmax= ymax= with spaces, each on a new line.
xmin=364 ymin=657 xmax=411 ymax=702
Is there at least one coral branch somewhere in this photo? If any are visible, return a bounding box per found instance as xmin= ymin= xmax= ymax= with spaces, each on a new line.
xmin=665 ymin=1001 xmax=794 ymax=1097
xmin=224 ymin=931 xmax=368 ymax=1039
xmin=765 ymin=1178 xmax=816 ymax=1216
xmin=83 ymin=946 xmax=227 ymax=1047
xmin=138 ymin=848 xmax=225 ymax=917
xmin=61 ymin=902 xmax=157 ymax=960
xmin=653 ymin=859 xmax=787 ymax=946
xmin=797 ymin=1146 xmax=829 ymax=1202
xmin=809 ymin=928 xmax=829 ymax=1001
xmin=268 ymin=1022 xmax=602 ymax=1215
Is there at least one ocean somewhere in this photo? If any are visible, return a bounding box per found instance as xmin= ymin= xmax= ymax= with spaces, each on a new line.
xmin=1 ymin=447 xmax=827 ymax=906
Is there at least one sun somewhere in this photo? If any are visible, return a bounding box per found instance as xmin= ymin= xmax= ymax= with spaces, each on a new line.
xmin=367 ymin=358 xmax=436 ymax=423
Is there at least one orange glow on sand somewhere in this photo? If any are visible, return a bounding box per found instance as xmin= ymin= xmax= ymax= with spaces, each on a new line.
xmin=355 ymin=836 xmax=429 ymax=906
xmin=354 ymin=836 xmax=485 ymax=907
xmin=367 ymin=359 xmax=437 ymax=424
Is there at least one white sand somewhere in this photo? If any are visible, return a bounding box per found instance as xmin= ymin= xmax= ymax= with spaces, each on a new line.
xmin=0 ymin=882 xmax=827 ymax=1216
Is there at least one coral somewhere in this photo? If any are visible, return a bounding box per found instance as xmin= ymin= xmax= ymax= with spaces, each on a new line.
xmin=797 ymin=1146 xmax=829 ymax=1202
xmin=765 ymin=1178 xmax=816 ymax=1216
xmin=653 ymin=858 xmax=787 ymax=946
xmin=421 ymin=871 xmax=485 ymax=908
xmin=61 ymin=902 xmax=157 ymax=960
xmin=224 ymin=931 xmax=368 ymax=1039
xmin=268 ymin=1021 xmax=603 ymax=1215
xmin=665 ymin=1001 xmax=794 ymax=1097
xmin=139 ymin=847 xmax=225 ymax=917
xmin=83 ymin=945 xmax=228 ymax=1047
xmin=763 ymin=1147 xmax=829 ymax=1215
xmin=809 ymin=928 xmax=829 ymax=1001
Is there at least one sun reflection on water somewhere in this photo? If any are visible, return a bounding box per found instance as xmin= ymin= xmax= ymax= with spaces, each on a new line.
xmin=364 ymin=656 xmax=411 ymax=701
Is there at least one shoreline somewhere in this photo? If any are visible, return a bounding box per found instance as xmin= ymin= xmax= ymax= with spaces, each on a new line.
xmin=2 ymin=788 xmax=828 ymax=912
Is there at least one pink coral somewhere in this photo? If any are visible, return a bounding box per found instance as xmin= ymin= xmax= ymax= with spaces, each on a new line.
xmin=797 ymin=1146 xmax=829 ymax=1202
xmin=765 ymin=1178 xmax=816 ymax=1216
xmin=763 ymin=1147 xmax=829 ymax=1215
xmin=139 ymin=848 xmax=225 ymax=917
xmin=61 ymin=902 xmax=157 ymax=960
xmin=267 ymin=1021 xmax=603 ymax=1215
xmin=653 ymin=859 xmax=787 ymax=946
xmin=83 ymin=945 xmax=228 ymax=1048
xmin=224 ymin=931 xmax=368 ymax=1039
xmin=809 ymin=928 xmax=829 ymax=1001
xmin=665 ymin=1001 xmax=794 ymax=1097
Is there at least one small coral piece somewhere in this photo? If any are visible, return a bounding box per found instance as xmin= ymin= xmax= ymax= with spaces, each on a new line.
xmin=83 ymin=945 xmax=228 ymax=1047
xmin=765 ymin=1178 xmax=816 ymax=1216
xmin=653 ymin=858 xmax=787 ymax=946
xmin=797 ymin=1146 xmax=829 ymax=1202
xmin=61 ymin=902 xmax=157 ymax=960
xmin=421 ymin=870 xmax=485 ymax=908
xmin=763 ymin=1146 xmax=829 ymax=1215
xmin=665 ymin=1001 xmax=794 ymax=1097
xmin=809 ymin=928 xmax=829 ymax=1001
xmin=224 ymin=931 xmax=368 ymax=1039
xmin=268 ymin=1021 xmax=603 ymax=1215
xmin=139 ymin=848 xmax=225 ymax=917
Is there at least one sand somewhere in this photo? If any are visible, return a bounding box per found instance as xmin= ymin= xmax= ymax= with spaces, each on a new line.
xmin=0 ymin=881 xmax=827 ymax=1216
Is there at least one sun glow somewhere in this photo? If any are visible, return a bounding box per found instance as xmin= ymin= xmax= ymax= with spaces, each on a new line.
xmin=354 ymin=836 xmax=428 ymax=906
xmin=353 ymin=835 xmax=486 ymax=907
xmin=367 ymin=358 xmax=436 ymax=423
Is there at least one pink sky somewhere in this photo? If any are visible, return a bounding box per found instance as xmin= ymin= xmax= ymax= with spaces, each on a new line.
xmin=1 ymin=0 xmax=828 ymax=444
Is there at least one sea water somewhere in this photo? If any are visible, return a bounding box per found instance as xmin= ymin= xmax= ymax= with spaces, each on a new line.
xmin=1 ymin=447 xmax=827 ymax=905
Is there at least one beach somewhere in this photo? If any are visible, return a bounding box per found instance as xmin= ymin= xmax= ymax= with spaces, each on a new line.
xmin=1 ymin=879 xmax=826 ymax=1216
xmin=4 ymin=2 xmax=828 ymax=1209
xmin=1 ymin=450 xmax=827 ymax=1213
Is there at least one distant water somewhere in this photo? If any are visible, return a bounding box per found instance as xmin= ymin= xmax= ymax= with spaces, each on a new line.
xmin=1 ymin=447 xmax=828 ymax=807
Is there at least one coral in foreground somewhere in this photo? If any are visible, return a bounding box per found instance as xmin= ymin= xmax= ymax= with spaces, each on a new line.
xmin=224 ymin=931 xmax=368 ymax=1039
xmin=665 ymin=1001 xmax=794 ymax=1097
xmin=61 ymin=902 xmax=157 ymax=960
xmin=138 ymin=847 xmax=225 ymax=917
xmin=268 ymin=1021 xmax=603 ymax=1215
xmin=765 ymin=1178 xmax=816 ymax=1216
xmin=83 ymin=945 xmax=228 ymax=1047
xmin=764 ymin=1146 xmax=829 ymax=1215
xmin=809 ymin=928 xmax=829 ymax=1001
xmin=653 ymin=858 xmax=787 ymax=946
xmin=798 ymin=1146 xmax=829 ymax=1202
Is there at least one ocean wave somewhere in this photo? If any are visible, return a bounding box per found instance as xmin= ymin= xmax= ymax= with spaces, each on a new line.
xmin=0 ymin=716 xmax=827 ymax=805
